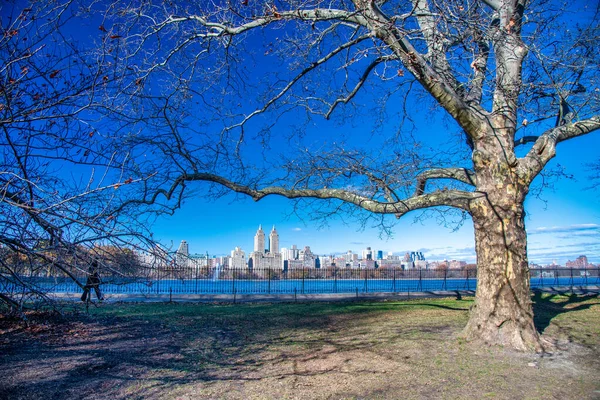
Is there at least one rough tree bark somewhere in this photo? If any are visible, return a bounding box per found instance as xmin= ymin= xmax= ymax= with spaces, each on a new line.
xmin=466 ymin=149 xmax=540 ymax=350
xmin=467 ymin=198 xmax=540 ymax=351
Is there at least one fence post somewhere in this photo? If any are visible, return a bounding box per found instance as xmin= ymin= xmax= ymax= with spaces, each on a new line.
xmin=443 ymin=268 xmax=447 ymax=291
xmin=466 ymin=268 xmax=470 ymax=290
xmin=195 ymin=264 xmax=198 ymax=294
xmin=393 ymin=267 xmax=396 ymax=293
xmin=334 ymin=266 xmax=337 ymax=293
xmin=570 ymin=267 xmax=574 ymax=292
xmin=302 ymin=266 xmax=305 ymax=294
xmin=157 ymin=262 xmax=161 ymax=294
xmin=268 ymin=268 xmax=271 ymax=294
xmin=364 ymin=266 xmax=368 ymax=293
xmin=418 ymin=268 xmax=422 ymax=291
xmin=232 ymin=268 xmax=236 ymax=295
xmin=358 ymin=266 xmax=361 ymax=292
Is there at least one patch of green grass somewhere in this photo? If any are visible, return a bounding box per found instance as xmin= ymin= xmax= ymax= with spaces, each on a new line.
xmin=84 ymin=297 xmax=475 ymax=361
xmin=88 ymin=297 xmax=474 ymax=321
xmin=533 ymin=292 xmax=600 ymax=347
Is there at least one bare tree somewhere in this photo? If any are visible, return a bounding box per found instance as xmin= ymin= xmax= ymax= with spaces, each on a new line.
xmin=3 ymin=0 xmax=598 ymax=351
xmin=0 ymin=1 xmax=161 ymax=313
xmin=97 ymin=0 xmax=600 ymax=351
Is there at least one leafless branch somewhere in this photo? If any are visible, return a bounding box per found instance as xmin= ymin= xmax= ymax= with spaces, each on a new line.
xmin=518 ymin=115 xmax=600 ymax=183
xmin=415 ymin=168 xmax=477 ymax=196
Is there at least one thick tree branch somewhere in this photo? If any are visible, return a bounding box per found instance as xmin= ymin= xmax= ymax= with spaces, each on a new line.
xmin=178 ymin=172 xmax=477 ymax=217
xmin=490 ymin=0 xmax=528 ymax=125
xmin=415 ymin=168 xmax=477 ymax=196
xmin=136 ymin=3 xmax=489 ymax=141
xmin=554 ymin=116 xmax=600 ymax=143
xmin=514 ymin=135 xmax=539 ymax=147
xmin=166 ymin=8 xmax=364 ymax=38
xmin=353 ymin=0 xmax=487 ymax=140
xmin=479 ymin=0 xmax=500 ymax=11
xmin=411 ymin=0 xmax=462 ymax=95
xmin=518 ymin=115 xmax=600 ymax=183
xmin=466 ymin=25 xmax=491 ymax=104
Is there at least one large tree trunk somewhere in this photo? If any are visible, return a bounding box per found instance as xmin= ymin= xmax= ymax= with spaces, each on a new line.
xmin=464 ymin=186 xmax=544 ymax=351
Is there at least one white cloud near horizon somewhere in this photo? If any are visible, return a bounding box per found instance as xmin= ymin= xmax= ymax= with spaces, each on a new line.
xmin=529 ymin=223 xmax=599 ymax=235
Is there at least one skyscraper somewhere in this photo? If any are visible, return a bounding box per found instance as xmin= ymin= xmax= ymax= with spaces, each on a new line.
xmin=251 ymin=224 xmax=282 ymax=270
xmin=362 ymin=247 xmax=373 ymax=260
xmin=269 ymin=226 xmax=279 ymax=254
xmin=290 ymin=244 xmax=299 ymax=260
xmin=177 ymin=240 xmax=189 ymax=256
xmin=176 ymin=240 xmax=189 ymax=267
xmin=230 ymin=247 xmax=246 ymax=269
xmin=254 ymin=225 xmax=265 ymax=253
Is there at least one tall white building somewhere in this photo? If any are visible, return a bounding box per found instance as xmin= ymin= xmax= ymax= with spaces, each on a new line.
xmin=230 ymin=247 xmax=246 ymax=269
xmin=280 ymin=247 xmax=288 ymax=268
xmin=250 ymin=225 xmax=282 ymax=270
xmin=176 ymin=240 xmax=190 ymax=266
xmin=177 ymin=240 xmax=189 ymax=256
xmin=299 ymin=246 xmax=316 ymax=268
xmin=362 ymin=247 xmax=373 ymax=261
xmin=343 ymin=250 xmax=359 ymax=267
xmin=345 ymin=250 xmax=354 ymax=264
xmin=254 ymin=225 xmax=265 ymax=253
xmin=269 ymin=226 xmax=279 ymax=254
xmin=289 ymin=244 xmax=299 ymax=260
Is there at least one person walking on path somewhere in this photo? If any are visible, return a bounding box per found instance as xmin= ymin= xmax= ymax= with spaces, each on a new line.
xmin=81 ymin=260 xmax=104 ymax=302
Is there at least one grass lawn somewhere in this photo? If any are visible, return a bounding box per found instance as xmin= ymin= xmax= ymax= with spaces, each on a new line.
xmin=1 ymin=293 xmax=599 ymax=399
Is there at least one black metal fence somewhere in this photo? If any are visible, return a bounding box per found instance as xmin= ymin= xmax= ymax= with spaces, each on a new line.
xmin=2 ymin=265 xmax=599 ymax=297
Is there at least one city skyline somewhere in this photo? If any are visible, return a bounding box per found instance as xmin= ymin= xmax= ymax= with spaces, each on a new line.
xmin=155 ymin=202 xmax=599 ymax=266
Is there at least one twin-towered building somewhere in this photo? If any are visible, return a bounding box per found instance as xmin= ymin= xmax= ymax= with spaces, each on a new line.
xmin=249 ymin=225 xmax=282 ymax=269
xmin=228 ymin=225 xmax=316 ymax=270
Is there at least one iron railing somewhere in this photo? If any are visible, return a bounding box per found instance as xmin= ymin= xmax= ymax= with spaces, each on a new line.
xmin=2 ymin=266 xmax=599 ymax=297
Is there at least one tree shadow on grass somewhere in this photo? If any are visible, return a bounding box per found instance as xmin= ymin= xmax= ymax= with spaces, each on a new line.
xmin=532 ymin=290 xmax=600 ymax=334
xmin=0 ymin=302 xmax=413 ymax=399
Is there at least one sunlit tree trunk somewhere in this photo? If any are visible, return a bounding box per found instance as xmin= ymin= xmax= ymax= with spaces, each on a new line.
xmin=464 ymin=154 xmax=542 ymax=351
